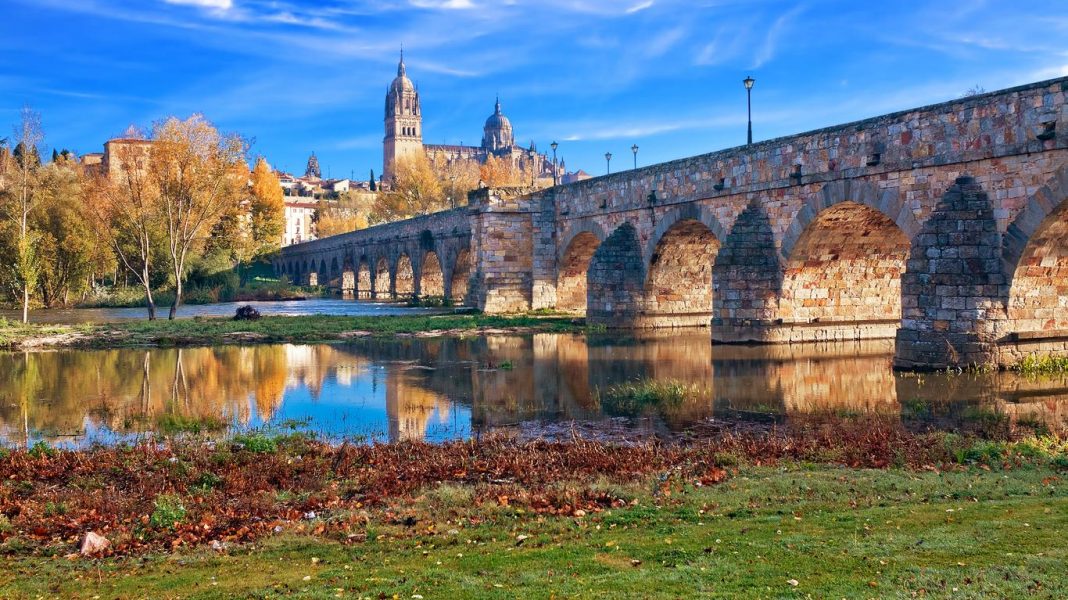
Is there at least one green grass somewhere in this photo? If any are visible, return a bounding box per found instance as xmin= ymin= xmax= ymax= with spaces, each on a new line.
xmin=0 ymin=313 xmax=583 ymax=350
xmin=599 ymin=379 xmax=706 ymax=416
xmin=155 ymin=414 xmax=228 ymax=436
xmin=1015 ymin=353 xmax=1068 ymax=375
xmin=1 ymin=465 xmax=1064 ymax=598
xmin=77 ymin=280 xmax=321 ymax=309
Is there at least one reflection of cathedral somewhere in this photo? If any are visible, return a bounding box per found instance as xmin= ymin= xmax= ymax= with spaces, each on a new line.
xmin=383 ymin=52 xmax=557 ymax=183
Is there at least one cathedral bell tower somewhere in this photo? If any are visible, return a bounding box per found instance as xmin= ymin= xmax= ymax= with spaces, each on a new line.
xmin=383 ymin=50 xmax=422 ymax=183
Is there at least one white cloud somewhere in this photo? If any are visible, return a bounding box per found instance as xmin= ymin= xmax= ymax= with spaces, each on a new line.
xmin=751 ymin=4 xmax=804 ymax=68
xmin=163 ymin=0 xmax=233 ymax=10
xmin=409 ymin=0 xmax=475 ymax=9
xmin=626 ymin=1 xmax=654 ymax=14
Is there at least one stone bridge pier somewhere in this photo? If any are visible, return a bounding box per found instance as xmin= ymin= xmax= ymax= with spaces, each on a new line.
xmin=276 ymin=77 xmax=1068 ymax=369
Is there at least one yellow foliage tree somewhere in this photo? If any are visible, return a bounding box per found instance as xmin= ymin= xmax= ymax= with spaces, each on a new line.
xmin=82 ymin=133 xmax=165 ymax=319
xmin=316 ymin=191 xmax=374 ymax=237
xmin=431 ymin=153 xmax=480 ymax=208
xmin=479 ymin=154 xmax=522 ymax=187
xmin=249 ymin=157 xmax=284 ymax=255
xmin=372 ymin=152 xmax=445 ymax=224
xmin=150 ymin=114 xmax=247 ymax=319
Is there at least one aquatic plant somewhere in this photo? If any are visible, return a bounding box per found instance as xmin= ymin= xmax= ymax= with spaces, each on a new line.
xmin=1015 ymin=354 xmax=1068 ymax=375
xmin=599 ymin=379 xmax=703 ymax=416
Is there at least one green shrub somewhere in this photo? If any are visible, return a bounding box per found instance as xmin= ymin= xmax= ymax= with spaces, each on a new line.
xmin=192 ymin=471 xmax=223 ymax=492
xmin=231 ymin=433 xmax=278 ymax=453
xmin=28 ymin=441 xmax=55 ymax=459
xmin=149 ymin=494 xmax=187 ymax=529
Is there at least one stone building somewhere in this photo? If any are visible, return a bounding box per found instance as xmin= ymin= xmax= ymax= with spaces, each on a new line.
xmin=81 ymin=138 xmax=155 ymax=180
xmin=382 ymin=52 xmax=557 ymax=185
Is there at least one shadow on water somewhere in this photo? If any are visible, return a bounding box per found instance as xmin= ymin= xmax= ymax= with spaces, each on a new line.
xmin=1 ymin=331 xmax=1066 ymax=447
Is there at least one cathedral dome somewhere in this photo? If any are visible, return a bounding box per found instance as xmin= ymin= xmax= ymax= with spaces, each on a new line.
xmin=482 ymin=97 xmax=514 ymax=152
xmin=390 ymin=53 xmax=415 ymax=93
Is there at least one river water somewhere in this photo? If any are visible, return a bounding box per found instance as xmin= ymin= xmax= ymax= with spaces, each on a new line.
xmin=1 ymin=332 xmax=1065 ymax=448
xmin=0 ymin=298 xmax=447 ymax=324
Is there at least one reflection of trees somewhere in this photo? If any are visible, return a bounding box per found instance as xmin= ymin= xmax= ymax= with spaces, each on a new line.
xmin=0 ymin=346 xmax=299 ymax=442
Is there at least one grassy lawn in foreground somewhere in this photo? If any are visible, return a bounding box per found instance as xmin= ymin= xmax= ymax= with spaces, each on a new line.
xmin=0 ymin=313 xmax=583 ymax=350
xmin=1 ymin=465 xmax=1064 ymax=599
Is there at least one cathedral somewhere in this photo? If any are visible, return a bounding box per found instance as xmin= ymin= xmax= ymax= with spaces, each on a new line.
xmin=382 ymin=52 xmax=557 ymax=185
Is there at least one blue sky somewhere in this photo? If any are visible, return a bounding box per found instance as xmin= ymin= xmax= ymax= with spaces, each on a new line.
xmin=2 ymin=0 xmax=1066 ymax=178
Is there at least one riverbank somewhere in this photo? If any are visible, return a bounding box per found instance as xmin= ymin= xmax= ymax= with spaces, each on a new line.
xmin=0 ymin=419 xmax=1064 ymax=597
xmin=0 ymin=313 xmax=585 ymax=350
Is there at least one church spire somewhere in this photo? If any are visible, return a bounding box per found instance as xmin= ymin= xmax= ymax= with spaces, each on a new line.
xmin=397 ymin=47 xmax=406 ymax=77
xmin=494 ymin=95 xmax=501 ymax=115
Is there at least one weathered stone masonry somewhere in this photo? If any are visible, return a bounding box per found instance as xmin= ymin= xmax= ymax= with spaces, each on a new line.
xmin=277 ymin=77 xmax=1068 ymax=368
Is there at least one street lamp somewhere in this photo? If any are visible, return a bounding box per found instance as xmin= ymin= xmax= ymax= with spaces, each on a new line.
xmin=743 ymin=75 xmax=755 ymax=146
xmin=527 ymin=148 xmax=536 ymax=186
xmin=605 ymin=151 xmax=612 ymax=175
xmin=550 ymin=141 xmax=558 ymax=185
xmin=631 ymin=144 xmax=639 ymax=169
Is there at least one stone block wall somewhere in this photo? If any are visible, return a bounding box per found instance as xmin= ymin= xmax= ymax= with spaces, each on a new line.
xmin=894 ymin=176 xmax=1006 ymax=369
xmin=468 ymin=187 xmax=538 ymax=312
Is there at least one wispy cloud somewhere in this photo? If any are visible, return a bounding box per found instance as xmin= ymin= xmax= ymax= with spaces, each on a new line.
xmin=751 ymin=3 xmax=804 ymax=68
xmin=163 ymin=0 xmax=233 ymax=9
xmin=626 ymin=1 xmax=654 ymax=14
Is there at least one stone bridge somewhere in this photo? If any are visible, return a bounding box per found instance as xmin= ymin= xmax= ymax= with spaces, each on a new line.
xmin=276 ymin=77 xmax=1068 ymax=369
xmin=274 ymin=206 xmax=473 ymax=303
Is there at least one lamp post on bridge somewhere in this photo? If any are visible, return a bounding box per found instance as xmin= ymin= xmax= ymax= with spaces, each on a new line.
xmin=605 ymin=151 xmax=612 ymax=175
xmin=744 ymin=75 xmax=755 ymax=146
xmin=631 ymin=144 xmax=639 ymax=169
xmin=550 ymin=141 xmax=558 ymax=186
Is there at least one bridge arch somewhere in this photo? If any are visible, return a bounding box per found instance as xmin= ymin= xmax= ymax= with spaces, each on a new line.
xmin=776 ymin=182 xmax=912 ymax=329
xmin=642 ymin=205 xmax=727 ymax=324
xmin=557 ymin=220 xmax=607 ymax=313
xmin=1003 ymin=164 xmax=1068 ymax=333
xmin=357 ymin=256 xmax=372 ymax=299
xmin=394 ymin=253 xmax=415 ymax=299
xmin=780 ymin=181 xmax=916 ymax=260
xmin=420 ymin=250 xmax=445 ymax=298
xmin=340 ymin=254 xmax=355 ymax=295
xmin=374 ymin=257 xmax=390 ymax=299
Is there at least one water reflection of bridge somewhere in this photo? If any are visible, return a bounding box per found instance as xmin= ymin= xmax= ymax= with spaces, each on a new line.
xmin=330 ymin=333 xmax=1068 ymax=435
xmin=1 ymin=334 xmax=1066 ymax=445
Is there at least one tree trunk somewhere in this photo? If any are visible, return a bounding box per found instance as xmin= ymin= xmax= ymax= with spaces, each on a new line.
xmin=169 ymin=277 xmax=181 ymax=320
xmin=22 ymin=287 xmax=29 ymax=324
xmin=142 ymin=264 xmax=156 ymax=320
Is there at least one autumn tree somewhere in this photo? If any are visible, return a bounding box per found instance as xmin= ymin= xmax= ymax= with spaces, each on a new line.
xmin=150 ymin=114 xmax=247 ymax=319
xmin=315 ymin=191 xmax=374 ymax=237
xmin=479 ymin=154 xmax=523 ymax=187
xmin=0 ymin=108 xmax=44 ymax=322
xmin=372 ymin=152 xmax=445 ymax=224
xmin=432 ymin=153 xmax=480 ymax=208
xmin=32 ymin=160 xmax=105 ymax=306
xmin=83 ymin=133 xmax=165 ymax=319
xmin=249 ymin=158 xmax=285 ymax=255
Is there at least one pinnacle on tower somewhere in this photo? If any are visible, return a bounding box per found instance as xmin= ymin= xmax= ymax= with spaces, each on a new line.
xmin=305 ymin=152 xmax=321 ymax=179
